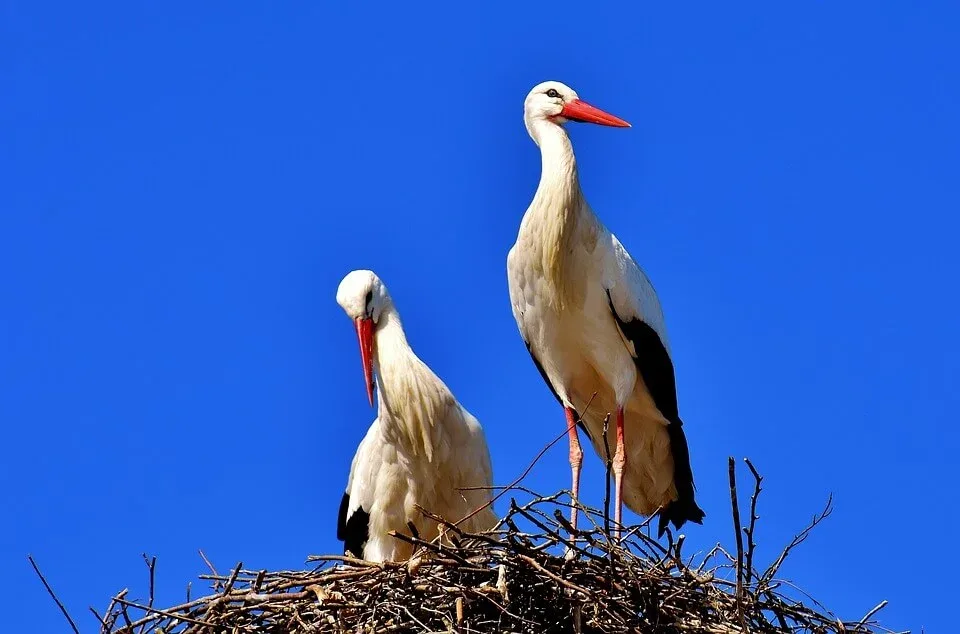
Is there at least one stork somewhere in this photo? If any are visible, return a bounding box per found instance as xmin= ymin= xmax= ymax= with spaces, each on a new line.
xmin=335 ymin=270 xmax=497 ymax=562
xmin=506 ymin=81 xmax=705 ymax=538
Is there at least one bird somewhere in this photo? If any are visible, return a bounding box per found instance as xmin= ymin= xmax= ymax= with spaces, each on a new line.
xmin=506 ymin=81 xmax=705 ymax=539
xmin=335 ymin=269 xmax=497 ymax=562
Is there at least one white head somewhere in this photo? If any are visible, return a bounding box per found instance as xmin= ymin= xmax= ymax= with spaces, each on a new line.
xmin=336 ymin=269 xmax=393 ymax=406
xmin=523 ymin=80 xmax=631 ymax=142
xmin=336 ymin=269 xmax=391 ymax=324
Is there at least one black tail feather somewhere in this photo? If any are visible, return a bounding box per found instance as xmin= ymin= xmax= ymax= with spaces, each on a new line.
xmin=658 ymin=416 xmax=705 ymax=537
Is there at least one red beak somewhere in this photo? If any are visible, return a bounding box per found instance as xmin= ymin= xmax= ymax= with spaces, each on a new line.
xmin=560 ymin=99 xmax=631 ymax=128
xmin=354 ymin=317 xmax=375 ymax=406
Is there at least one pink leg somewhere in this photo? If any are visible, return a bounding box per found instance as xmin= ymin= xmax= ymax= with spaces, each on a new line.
xmin=613 ymin=406 xmax=626 ymax=539
xmin=565 ymin=407 xmax=583 ymax=533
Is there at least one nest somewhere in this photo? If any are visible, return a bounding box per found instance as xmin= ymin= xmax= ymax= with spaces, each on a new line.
xmin=37 ymin=458 xmax=898 ymax=633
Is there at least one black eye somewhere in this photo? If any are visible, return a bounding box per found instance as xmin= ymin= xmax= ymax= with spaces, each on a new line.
xmin=364 ymin=289 xmax=373 ymax=311
xmin=546 ymin=88 xmax=561 ymax=99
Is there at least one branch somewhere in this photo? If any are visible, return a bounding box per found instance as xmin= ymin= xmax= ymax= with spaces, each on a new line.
xmin=727 ymin=457 xmax=746 ymax=632
xmin=743 ymin=458 xmax=762 ymax=585
xmin=28 ymin=555 xmax=81 ymax=634
xmin=761 ymin=493 xmax=835 ymax=586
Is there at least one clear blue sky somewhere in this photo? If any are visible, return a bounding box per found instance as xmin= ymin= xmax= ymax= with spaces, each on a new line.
xmin=3 ymin=3 xmax=958 ymax=632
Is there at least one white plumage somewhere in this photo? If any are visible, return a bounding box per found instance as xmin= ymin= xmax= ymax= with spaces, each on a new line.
xmin=335 ymin=270 xmax=496 ymax=562
xmin=507 ymin=81 xmax=705 ymax=538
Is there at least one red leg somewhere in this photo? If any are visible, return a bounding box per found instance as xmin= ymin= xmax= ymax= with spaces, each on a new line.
xmin=565 ymin=407 xmax=583 ymax=534
xmin=613 ymin=406 xmax=626 ymax=539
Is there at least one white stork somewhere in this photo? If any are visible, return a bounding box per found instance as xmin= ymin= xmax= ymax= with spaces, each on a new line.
xmin=335 ymin=269 xmax=497 ymax=562
xmin=507 ymin=81 xmax=705 ymax=538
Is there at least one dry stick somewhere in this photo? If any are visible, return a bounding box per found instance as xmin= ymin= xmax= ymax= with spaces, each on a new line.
xmin=137 ymin=554 xmax=157 ymax=634
xmin=117 ymin=597 xmax=135 ymax=633
xmin=253 ymin=570 xmax=266 ymax=593
xmin=306 ymin=554 xmax=389 ymax=568
xmin=742 ymin=458 xmax=762 ymax=586
xmin=515 ymin=553 xmax=593 ymax=598
xmin=197 ymin=549 xmax=221 ymax=591
xmin=726 ymin=457 xmax=747 ymax=633
xmin=89 ymin=606 xmax=108 ymax=629
xmin=145 ymin=554 xmax=157 ymax=608
xmin=454 ymin=393 xmax=598 ymax=528
xmin=222 ymin=562 xmax=243 ymax=596
xmin=97 ymin=590 xmax=125 ymax=634
xmin=510 ymin=500 xmax=605 ymax=563
xmin=27 ymin=555 xmax=81 ymax=634
xmin=856 ymin=600 xmax=889 ymax=629
xmin=114 ymin=597 xmax=214 ymax=628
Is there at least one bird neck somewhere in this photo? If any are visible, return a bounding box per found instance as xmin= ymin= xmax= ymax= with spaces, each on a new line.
xmin=372 ymin=307 xmax=446 ymax=461
xmin=526 ymin=121 xmax=590 ymax=308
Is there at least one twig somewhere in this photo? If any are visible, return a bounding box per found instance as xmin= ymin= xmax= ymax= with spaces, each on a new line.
xmin=727 ymin=457 xmax=746 ymax=632
xmin=197 ymin=549 xmax=221 ymax=591
xmin=114 ymin=597 xmax=213 ymax=628
xmin=222 ymin=562 xmax=243 ymax=596
xmin=762 ymin=494 xmax=834 ymax=586
xmin=137 ymin=554 xmax=156 ymax=634
xmin=28 ymin=555 xmax=81 ymax=634
xmin=515 ymin=554 xmax=593 ymax=598
xmin=89 ymin=606 xmax=108 ymax=628
xmin=857 ymin=600 xmax=889 ymax=629
xmin=743 ymin=458 xmax=762 ymax=585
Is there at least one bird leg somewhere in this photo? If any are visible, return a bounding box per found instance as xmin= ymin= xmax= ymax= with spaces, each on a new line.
xmin=565 ymin=406 xmax=583 ymax=534
xmin=612 ymin=405 xmax=626 ymax=540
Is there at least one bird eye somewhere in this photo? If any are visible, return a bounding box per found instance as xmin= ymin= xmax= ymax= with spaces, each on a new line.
xmin=546 ymin=89 xmax=561 ymax=99
xmin=364 ymin=289 xmax=373 ymax=310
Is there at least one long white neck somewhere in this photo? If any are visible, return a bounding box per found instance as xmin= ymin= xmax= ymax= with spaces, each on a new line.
xmin=524 ymin=120 xmax=591 ymax=307
xmin=372 ymin=306 xmax=447 ymax=461
xmin=530 ymin=120 xmax=581 ymax=209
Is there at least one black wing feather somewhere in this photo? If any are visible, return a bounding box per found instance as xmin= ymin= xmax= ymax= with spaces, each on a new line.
xmin=606 ymin=291 xmax=705 ymax=536
xmin=337 ymin=491 xmax=370 ymax=558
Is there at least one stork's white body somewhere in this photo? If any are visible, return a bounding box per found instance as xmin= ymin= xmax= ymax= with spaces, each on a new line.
xmin=507 ymin=81 xmax=703 ymax=536
xmin=337 ymin=272 xmax=496 ymax=562
xmin=508 ymin=200 xmax=676 ymax=515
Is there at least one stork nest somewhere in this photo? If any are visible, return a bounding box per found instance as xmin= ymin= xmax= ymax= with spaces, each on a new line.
xmin=42 ymin=458 xmax=896 ymax=633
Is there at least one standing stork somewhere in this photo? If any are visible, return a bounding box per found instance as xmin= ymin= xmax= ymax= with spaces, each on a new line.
xmin=335 ymin=270 xmax=497 ymax=562
xmin=507 ymin=81 xmax=705 ymax=538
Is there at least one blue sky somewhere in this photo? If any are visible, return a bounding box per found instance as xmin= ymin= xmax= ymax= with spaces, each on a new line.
xmin=3 ymin=2 xmax=958 ymax=631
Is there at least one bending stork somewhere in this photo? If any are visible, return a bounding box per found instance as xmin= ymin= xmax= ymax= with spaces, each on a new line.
xmin=336 ymin=269 xmax=496 ymax=562
xmin=506 ymin=81 xmax=705 ymax=538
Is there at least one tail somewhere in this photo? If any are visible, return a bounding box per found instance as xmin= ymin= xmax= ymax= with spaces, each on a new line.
xmin=657 ymin=416 xmax=705 ymax=537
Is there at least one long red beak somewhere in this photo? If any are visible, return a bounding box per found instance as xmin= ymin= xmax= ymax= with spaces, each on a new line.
xmin=561 ymin=99 xmax=631 ymax=127
xmin=353 ymin=317 xmax=375 ymax=406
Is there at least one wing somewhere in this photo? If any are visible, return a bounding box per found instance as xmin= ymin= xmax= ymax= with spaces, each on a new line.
xmin=337 ymin=419 xmax=380 ymax=558
xmin=601 ymin=232 xmax=704 ymax=534
xmin=507 ymin=244 xmax=588 ymax=436
xmin=507 ymin=244 xmax=557 ymax=400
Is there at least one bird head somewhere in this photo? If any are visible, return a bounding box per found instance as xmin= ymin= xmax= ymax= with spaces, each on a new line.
xmin=336 ymin=269 xmax=392 ymax=407
xmin=523 ymin=81 xmax=631 ymax=132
